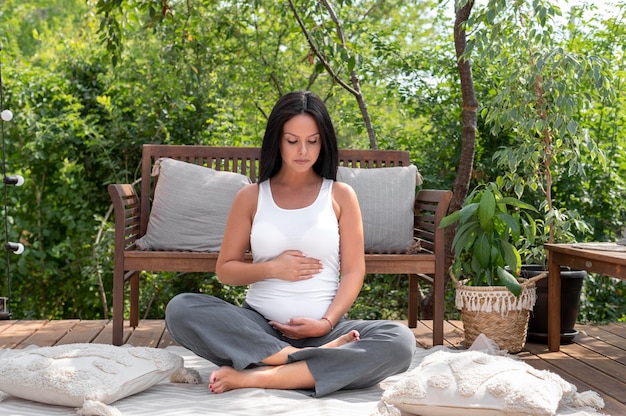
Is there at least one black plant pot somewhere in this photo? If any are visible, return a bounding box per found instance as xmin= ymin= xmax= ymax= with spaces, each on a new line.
xmin=521 ymin=265 xmax=586 ymax=344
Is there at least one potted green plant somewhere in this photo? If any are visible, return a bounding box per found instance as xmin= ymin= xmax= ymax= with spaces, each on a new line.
xmin=439 ymin=181 xmax=542 ymax=353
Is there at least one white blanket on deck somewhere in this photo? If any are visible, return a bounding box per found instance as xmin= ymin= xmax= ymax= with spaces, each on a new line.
xmin=0 ymin=336 xmax=608 ymax=416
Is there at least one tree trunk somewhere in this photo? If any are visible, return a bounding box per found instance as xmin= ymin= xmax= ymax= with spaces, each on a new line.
xmin=451 ymin=0 xmax=478 ymax=219
xmin=421 ymin=0 xmax=477 ymax=318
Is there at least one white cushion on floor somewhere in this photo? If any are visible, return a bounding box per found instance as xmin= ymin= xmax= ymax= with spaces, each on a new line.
xmin=373 ymin=349 xmax=604 ymax=416
xmin=0 ymin=343 xmax=185 ymax=413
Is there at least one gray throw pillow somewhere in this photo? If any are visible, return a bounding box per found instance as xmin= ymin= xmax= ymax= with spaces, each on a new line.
xmin=337 ymin=165 xmax=421 ymax=253
xmin=136 ymin=158 xmax=251 ymax=252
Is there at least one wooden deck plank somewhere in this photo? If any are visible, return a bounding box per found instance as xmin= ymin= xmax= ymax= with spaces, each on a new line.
xmin=602 ymin=322 xmax=626 ymax=338
xmin=92 ymin=320 xmax=132 ymax=345
xmin=19 ymin=319 xmax=81 ymax=348
xmin=0 ymin=320 xmax=18 ymax=334
xmin=418 ymin=319 xmax=465 ymax=348
xmin=56 ymin=319 xmax=109 ymax=345
xmin=158 ymin=327 xmax=180 ymax=348
xmin=562 ymin=339 xmax=626 ymax=381
xmin=571 ymin=328 xmax=626 ymax=365
xmin=0 ymin=320 xmax=48 ymax=348
xmin=442 ymin=319 xmax=467 ymax=348
xmin=126 ymin=319 xmax=168 ymax=348
xmin=578 ymin=323 xmax=626 ymax=351
xmin=405 ymin=320 xmax=440 ymax=348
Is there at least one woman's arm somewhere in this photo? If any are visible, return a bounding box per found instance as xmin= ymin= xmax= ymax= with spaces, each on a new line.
xmin=323 ymin=181 xmax=366 ymax=327
xmin=216 ymin=184 xmax=267 ymax=286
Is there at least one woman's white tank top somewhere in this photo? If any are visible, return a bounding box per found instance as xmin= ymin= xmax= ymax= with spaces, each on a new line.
xmin=246 ymin=178 xmax=340 ymax=323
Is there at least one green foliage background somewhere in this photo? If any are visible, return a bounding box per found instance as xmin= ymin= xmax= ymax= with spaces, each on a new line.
xmin=0 ymin=0 xmax=624 ymax=323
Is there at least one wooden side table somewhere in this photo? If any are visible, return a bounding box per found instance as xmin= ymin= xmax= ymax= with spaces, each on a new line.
xmin=545 ymin=243 xmax=626 ymax=351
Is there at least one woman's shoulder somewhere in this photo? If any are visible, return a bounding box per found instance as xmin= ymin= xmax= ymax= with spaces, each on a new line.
xmin=331 ymin=179 xmax=354 ymax=193
xmin=331 ymin=180 xmax=358 ymax=203
xmin=234 ymin=182 xmax=260 ymax=203
xmin=330 ymin=180 xmax=361 ymax=221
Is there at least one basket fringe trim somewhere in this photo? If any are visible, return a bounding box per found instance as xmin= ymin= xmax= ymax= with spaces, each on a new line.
xmin=455 ymin=286 xmax=537 ymax=317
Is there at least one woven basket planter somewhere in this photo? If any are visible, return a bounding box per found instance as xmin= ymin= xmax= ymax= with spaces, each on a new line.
xmin=453 ymin=273 xmax=546 ymax=353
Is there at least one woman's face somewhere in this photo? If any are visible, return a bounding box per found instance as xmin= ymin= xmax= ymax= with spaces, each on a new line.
xmin=279 ymin=113 xmax=321 ymax=174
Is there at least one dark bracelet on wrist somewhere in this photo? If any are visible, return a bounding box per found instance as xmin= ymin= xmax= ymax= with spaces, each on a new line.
xmin=321 ymin=317 xmax=334 ymax=331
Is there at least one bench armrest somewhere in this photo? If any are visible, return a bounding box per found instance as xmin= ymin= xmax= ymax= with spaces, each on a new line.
xmin=414 ymin=189 xmax=453 ymax=253
xmin=108 ymin=184 xmax=141 ymax=252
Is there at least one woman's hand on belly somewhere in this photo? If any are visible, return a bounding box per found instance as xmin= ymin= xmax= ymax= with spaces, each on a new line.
xmin=270 ymin=250 xmax=323 ymax=282
xmin=270 ymin=316 xmax=329 ymax=339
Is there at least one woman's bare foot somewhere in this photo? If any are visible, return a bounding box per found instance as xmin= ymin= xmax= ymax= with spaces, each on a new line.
xmin=209 ymin=361 xmax=315 ymax=393
xmin=209 ymin=366 xmax=260 ymax=394
xmin=321 ymin=329 xmax=360 ymax=348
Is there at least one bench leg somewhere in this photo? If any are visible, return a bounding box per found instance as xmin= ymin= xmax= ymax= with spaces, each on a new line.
xmin=112 ymin=266 xmax=125 ymax=346
xmin=432 ymin=266 xmax=444 ymax=346
xmin=130 ymin=271 xmax=140 ymax=328
xmin=408 ymin=274 xmax=419 ymax=328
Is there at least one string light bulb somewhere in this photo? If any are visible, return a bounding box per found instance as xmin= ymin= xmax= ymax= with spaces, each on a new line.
xmin=4 ymin=175 xmax=24 ymax=186
xmin=5 ymin=242 xmax=24 ymax=255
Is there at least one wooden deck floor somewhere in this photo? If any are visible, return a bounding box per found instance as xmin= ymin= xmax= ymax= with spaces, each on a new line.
xmin=1 ymin=319 xmax=625 ymax=415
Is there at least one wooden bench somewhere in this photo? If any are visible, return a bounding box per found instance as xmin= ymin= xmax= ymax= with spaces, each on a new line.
xmin=108 ymin=144 xmax=452 ymax=346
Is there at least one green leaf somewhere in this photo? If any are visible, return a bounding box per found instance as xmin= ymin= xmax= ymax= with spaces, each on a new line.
xmin=452 ymin=222 xmax=479 ymax=254
xmin=567 ymin=119 xmax=578 ymax=136
xmin=499 ymin=197 xmax=538 ymax=212
xmin=474 ymin=233 xmax=492 ymax=269
xmin=478 ymin=188 xmax=496 ymax=230
xmin=438 ymin=210 xmax=460 ymax=228
xmin=347 ymin=55 xmax=357 ymax=72
xmin=501 ymin=240 xmax=521 ymax=272
xmin=498 ymin=212 xmax=520 ymax=235
xmin=497 ymin=267 xmax=522 ymax=296
xmin=459 ymin=203 xmax=480 ymax=223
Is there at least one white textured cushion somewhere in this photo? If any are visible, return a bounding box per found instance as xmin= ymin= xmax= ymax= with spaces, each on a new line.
xmin=374 ymin=349 xmax=603 ymax=416
xmin=0 ymin=344 xmax=186 ymax=412
xmin=337 ymin=165 xmax=421 ymax=253
xmin=136 ymin=158 xmax=251 ymax=252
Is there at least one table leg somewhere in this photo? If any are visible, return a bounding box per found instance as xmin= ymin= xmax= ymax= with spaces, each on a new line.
xmin=547 ymin=257 xmax=562 ymax=352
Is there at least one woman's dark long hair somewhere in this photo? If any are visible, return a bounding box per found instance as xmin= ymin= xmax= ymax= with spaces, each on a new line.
xmin=258 ymin=91 xmax=339 ymax=182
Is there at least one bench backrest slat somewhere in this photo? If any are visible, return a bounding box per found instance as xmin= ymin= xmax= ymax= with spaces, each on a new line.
xmin=337 ymin=149 xmax=410 ymax=168
xmin=140 ymin=144 xmax=411 ymax=236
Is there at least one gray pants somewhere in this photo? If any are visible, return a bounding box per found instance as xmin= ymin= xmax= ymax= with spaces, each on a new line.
xmin=165 ymin=293 xmax=416 ymax=397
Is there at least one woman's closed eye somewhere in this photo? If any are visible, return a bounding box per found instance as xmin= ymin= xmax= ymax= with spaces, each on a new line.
xmin=286 ymin=138 xmax=319 ymax=145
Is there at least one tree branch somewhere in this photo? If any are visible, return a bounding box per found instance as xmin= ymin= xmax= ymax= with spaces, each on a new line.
xmin=288 ymin=0 xmax=377 ymax=148
xmin=320 ymin=0 xmax=377 ymax=148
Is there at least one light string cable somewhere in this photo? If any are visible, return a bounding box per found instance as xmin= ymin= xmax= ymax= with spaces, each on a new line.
xmin=0 ymin=44 xmax=12 ymax=318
